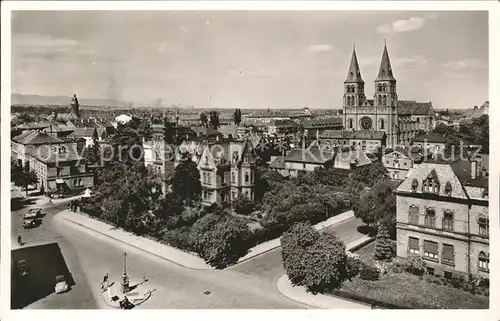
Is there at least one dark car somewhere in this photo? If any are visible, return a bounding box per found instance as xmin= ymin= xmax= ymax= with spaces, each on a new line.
xmin=17 ymin=260 xmax=28 ymax=277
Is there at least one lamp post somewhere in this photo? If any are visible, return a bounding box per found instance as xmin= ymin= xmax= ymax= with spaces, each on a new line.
xmin=121 ymin=252 xmax=130 ymax=293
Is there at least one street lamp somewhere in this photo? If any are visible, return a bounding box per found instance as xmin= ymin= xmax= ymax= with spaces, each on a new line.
xmin=121 ymin=252 xmax=130 ymax=293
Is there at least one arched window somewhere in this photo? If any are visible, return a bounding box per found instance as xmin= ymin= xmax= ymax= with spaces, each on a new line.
xmin=348 ymin=119 xmax=353 ymax=129
xmin=378 ymin=84 xmax=382 ymax=92
xmin=231 ymin=171 xmax=236 ymax=183
xmin=409 ymin=205 xmax=419 ymax=225
xmin=478 ymin=252 xmax=489 ymax=272
xmin=245 ymin=172 xmax=249 ymax=183
xmin=378 ymin=96 xmax=382 ymax=106
xmin=425 ymin=208 xmax=436 ymax=227
xmin=382 ymin=95 xmax=387 ymax=106
xmin=347 ymin=96 xmax=351 ymax=106
xmin=382 ymin=84 xmax=387 ymax=92
xmin=478 ymin=215 xmax=489 ymax=236
xmin=380 ymin=119 xmax=385 ymax=130
xmin=442 ymin=210 xmax=454 ymax=231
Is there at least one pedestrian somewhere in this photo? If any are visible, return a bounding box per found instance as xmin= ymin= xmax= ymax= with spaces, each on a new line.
xmin=102 ymin=273 xmax=109 ymax=289
xmin=17 ymin=235 xmax=22 ymax=245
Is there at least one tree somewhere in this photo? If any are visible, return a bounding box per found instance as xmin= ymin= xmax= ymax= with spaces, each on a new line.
xmin=171 ymin=156 xmax=202 ymax=205
xmin=354 ymin=180 xmax=395 ymax=227
xmin=303 ymin=233 xmax=349 ymax=293
xmin=88 ymin=128 xmax=101 ymax=165
xmin=190 ymin=213 xmax=251 ymax=268
xmin=209 ymin=110 xmax=220 ymax=129
xmin=281 ymin=223 xmax=320 ymax=286
xmin=350 ymin=161 xmax=389 ymax=186
xmin=12 ymin=162 xmax=39 ymax=196
xmin=281 ymin=223 xmax=349 ymax=293
xmin=232 ymin=195 xmax=255 ymax=215
xmin=374 ymin=224 xmax=394 ymax=261
xmin=233 ymin=108 xmax=242 ymax=126
xmin=200 ymin=112 xmax=208 ymax=128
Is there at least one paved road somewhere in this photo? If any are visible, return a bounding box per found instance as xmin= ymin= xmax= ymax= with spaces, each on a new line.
xmin=12 ymin=194 xmax=365 ymax=309
xmin=230 ymin=217 xmax=365 ymax=282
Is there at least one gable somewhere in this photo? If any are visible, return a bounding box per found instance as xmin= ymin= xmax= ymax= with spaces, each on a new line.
xmin=396 ymin=162 xmax=468 ymax=199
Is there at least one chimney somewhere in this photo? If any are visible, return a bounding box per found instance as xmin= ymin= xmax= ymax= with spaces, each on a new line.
xmin=471 ymin=161 xmax=477 ymax=179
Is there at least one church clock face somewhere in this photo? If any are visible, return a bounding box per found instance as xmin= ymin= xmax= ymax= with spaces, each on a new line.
xmin=360 ymin=116 xmax=373 ymax=130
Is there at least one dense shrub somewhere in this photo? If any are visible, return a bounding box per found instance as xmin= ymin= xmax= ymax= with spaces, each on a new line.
xmin=360 ymin=265 xmax=380 ymax=281
xmin=189 ymin=214 xmax=252 ymax=269
xmin=373 ymin=224 xmax=394 ymax=261
xmin=346 ymin=252 xmax=365 ymax=278
xmin=282 ymin=223 xmax=349 ymax=293
xmin=233 ymin=196 xmax=255 ymax=215
xmin=161 ymin=226 xmax=193 ymax=251
xmin=404 ymin=255 xmax=426 ymax=276
xmin=281 ymin=223 xmax=320 ymax=286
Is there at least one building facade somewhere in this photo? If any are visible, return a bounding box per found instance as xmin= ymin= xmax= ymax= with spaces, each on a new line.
xmin=395 ymin=160 xmax=489 ymax=278
xmin=342 ymin=44 xmax=434 ymax=148
xmin=382 ymin=147 xmax=424 ymax=181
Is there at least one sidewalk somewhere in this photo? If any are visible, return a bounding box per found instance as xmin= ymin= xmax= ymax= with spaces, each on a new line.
xmin=58 ymin=210 xmax=213 ymax=270
xmin=276 ymin=235 xmax=375 ymax=309
xmin=237 ymin=210 xmax=355 ymax=264
xmin=277 ymin=275 xmax=370 ymax=309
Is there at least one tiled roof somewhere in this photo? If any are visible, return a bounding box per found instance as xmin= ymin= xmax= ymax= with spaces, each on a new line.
xmin=14 ymin=122 xmax=51 ymax=130
xmin=285 ymin=147 xmax=335 ymax=164
xmin=316 ymin=130 xmax=385 ymax=140
xmin=398 ymin=100 xmax=433 ymax=115
xmin=269 ymin=156 xmax=286 ymax=169
xmin=413 ymin=132 xmax=446 ymax=143
xmin=190 ymin=126 xmax=220 ymax=136
xmin=72 ymin=127 xmax=106 ymax=137
xmin=301 ymin=117 xmax=343 ymax=129
xmin=396 ymin=162 xmax=468 ymax=199
xmin=450 ymin=160 xmax=488 ymax=188
xmin=13 ymin=130 xmax=66 ymax=145
xmin=271 ymin=119 xmax=300 ymax=128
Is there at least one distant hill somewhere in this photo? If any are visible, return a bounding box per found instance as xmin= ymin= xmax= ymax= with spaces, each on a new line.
xmin=11 ymin=93 xmax=133 ymax=107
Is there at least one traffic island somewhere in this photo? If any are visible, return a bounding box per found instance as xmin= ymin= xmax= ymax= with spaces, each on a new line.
xmin=100 ymin=277 xmax=155 ymax=309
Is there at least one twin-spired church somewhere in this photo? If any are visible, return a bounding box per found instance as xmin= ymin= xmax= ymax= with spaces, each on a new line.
xmin=342 ymin=43 xmax=435 ymax=148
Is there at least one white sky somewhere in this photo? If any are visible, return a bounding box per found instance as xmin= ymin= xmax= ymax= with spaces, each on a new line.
xmin=11 ymin=10 xmax=488 ymax=109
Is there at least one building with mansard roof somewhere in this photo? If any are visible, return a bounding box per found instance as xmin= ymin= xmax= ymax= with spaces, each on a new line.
xmin=395 ymin=158 xmax=489 ymax=278
xmin=342 ymin=43 xmax=435 ymax=148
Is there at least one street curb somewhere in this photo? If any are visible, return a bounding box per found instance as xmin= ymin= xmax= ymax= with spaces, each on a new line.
xmin=234 ymin=211 xmax=355 ymax=266
xmin=60 ymin=214 xmax=213 ymax=271
xmin=275 ymin=235 xmax=375 ymax=309
xmin=276 ymin=275 xmax=370 ymax=309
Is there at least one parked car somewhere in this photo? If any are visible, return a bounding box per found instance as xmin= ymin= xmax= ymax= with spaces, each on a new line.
xmin=23 ymin=208 xmax=42 ymax=228
xmin=55 ymin=275 xmax=69 ymax=293
xmin=17 ymin=260 xmax=28 ymax=277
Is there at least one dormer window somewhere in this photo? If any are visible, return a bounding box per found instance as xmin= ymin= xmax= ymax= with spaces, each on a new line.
xmin=444 ymin=181 xmax=452 ymax=196
xmin=411 ymin=179 xmax=418 ymax=192
xmin=422 ymin=170 xmax=440 ymax=194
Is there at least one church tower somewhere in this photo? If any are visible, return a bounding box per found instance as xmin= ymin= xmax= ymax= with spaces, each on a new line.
xmin=374 ymin=42 xmax=398 ymax=147
xmin=374 ymin=42 xmax=397 ymax=108
xmin=343 ymin=45 xmax=366 ymax=130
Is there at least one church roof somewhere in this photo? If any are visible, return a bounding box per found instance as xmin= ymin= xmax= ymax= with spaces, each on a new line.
xmin=345 ymin=46 xmax=364 ymax=83
xmin=376 ymin=44 xmax=396 ymax=81
xmin=398 ymin=100 xmax=433 ymax=115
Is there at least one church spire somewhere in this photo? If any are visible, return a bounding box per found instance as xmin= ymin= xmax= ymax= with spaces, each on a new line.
xmin=345 ymin=45 xmax=364 ymax=83
xmin=376 ymin=43 xmax=396 ymax=81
